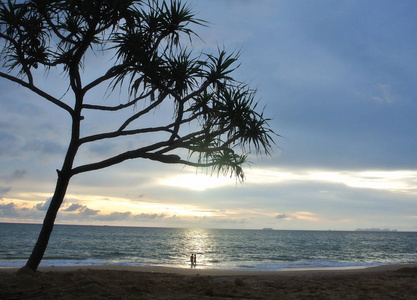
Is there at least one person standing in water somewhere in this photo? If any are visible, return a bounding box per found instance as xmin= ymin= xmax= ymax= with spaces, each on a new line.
xmin=190 ymin=253 xmax=197 ymax=267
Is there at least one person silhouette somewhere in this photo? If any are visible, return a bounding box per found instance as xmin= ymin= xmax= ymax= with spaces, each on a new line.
xmin=190 ymin=253 xmax=194 ymax=266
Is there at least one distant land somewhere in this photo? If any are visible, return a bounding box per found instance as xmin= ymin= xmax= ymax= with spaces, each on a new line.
xmin=355 ymin=228 xmax=397 ymax=232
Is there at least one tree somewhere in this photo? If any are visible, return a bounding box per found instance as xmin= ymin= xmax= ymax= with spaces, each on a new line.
xmin=0 ymin=0 xmax=276 ymax=272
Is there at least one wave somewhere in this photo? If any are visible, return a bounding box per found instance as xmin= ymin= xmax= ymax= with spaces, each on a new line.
xmin=0 ymin=259 xmax=383 ymax=271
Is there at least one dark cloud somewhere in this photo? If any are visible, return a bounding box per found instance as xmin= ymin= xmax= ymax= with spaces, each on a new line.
xmin=0 ymin=202 xmax=33 ymax=218
xmin=73 ymin=211 xmax=169 ymax=222
xmin=0 ymin=186 xmax=11 ymax=199
xmin=64 ymin=203 xmax=86 ymax=212
xmin=10 ymin=170 xmax=27 ymax=180
xmin=63 ymin=203 xmax=100 ymax=216
xmin=0 ymin=202 xmax=15 ymax=213
xmin=134 ymin=213 xmax=167 ymax=220
xmin=0 ymin=170 xmax=26 ymax=183
xmin=96 ymin=211 xmax=132 ymax=221
xmin=0 ymin=201 xmax=44 ymax=221
xmin=35 ymin=198 xmax=52 ymax=211
xmin=82 ymin=208 xmax=100 ymax=216
xmin=38 ymin=200 xmax=102 ymax=216
xmin=275 ymin=213 xmax=291 ymax=219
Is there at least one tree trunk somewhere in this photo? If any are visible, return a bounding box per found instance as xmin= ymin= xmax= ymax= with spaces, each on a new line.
xmin=24 ymin=172 xmax=72 ymax=272
xmin=23 ymin=73 xmax=83 ymax=272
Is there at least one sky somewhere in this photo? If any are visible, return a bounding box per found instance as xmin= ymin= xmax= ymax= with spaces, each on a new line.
xmin=1 ymin=0 xmax=416 ymax=231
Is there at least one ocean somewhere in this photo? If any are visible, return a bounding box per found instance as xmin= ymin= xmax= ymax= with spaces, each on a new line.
xmin=1 ymin=223 xmax=416 ymax=271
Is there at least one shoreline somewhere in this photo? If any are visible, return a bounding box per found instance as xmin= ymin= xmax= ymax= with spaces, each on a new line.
xmin=1 ymin=263 xmax=416 ymax=275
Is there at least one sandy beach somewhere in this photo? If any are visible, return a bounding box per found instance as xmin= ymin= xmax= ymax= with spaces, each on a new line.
xmin=1 ymin=264 xmax=417 ymax=299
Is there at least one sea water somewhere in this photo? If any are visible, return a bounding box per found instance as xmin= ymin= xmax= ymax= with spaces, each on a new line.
xmin=0 ymin=223 xmax=416 ymax=271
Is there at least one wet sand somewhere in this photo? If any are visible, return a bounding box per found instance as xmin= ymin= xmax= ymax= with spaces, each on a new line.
xmin=1 ymin=264 xmax=417 ymax=299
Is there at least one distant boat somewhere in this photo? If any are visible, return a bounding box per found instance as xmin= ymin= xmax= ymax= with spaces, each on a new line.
xmin=262 ymin=228 xmax=273 ymax=231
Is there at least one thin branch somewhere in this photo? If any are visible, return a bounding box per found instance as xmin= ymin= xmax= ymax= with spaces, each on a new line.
xmin=181 ymin=80 xmax=211 ymax=103
xmin=168 ymin=96 xmax=183 ymax=143
xmin=118 ymin=91 xmax=168 ymax=131
xmin=0 ymin=71 xmax=73 ymax=114
xmin=176 ymin=159 xmax=217 ymax=168
xmin=154 ymin=125 xmax=237 ymax=156
xmin=42 ymin=12 xmax=76 ymax=45
xmin=82 ymin=88 xmax=155 ymax=111
xmin=79 ymin=110 xmax=202 ymax=145
xmin=0 ymin=33 xmax=34 ymax=84
xmin=82 ymin=64 xmax=126 ymax=93
xmin=79 ymin=126 xmax=175 ymax=145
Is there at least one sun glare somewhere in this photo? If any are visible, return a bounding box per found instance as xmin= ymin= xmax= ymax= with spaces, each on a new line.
xmin=162 ymin=174 xmax=235 ymax=191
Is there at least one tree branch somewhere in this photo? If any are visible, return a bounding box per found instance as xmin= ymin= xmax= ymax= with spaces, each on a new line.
xmin=82 ymin=88 xmax=155 ymax=111
xmin=82 ymin=64 xmax=126 ymax=93
xmin=118 ymin=91 xmax=168 ymax=131
xmin=0 ymin=71 xmax=73 ymax=115
xmin=41 ymin=12 xmax=76 ymax=45
xmin=79 ymin=126 xmax=175 ymax=145
xmin=79 ymin=109 xmax=204 ymax=145
xmin=71 ymin=150 xmax=181 ymax=176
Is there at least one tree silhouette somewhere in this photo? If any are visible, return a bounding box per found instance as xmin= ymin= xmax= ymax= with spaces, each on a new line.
xmin=0 ymin=0 xmax=276 ymax=272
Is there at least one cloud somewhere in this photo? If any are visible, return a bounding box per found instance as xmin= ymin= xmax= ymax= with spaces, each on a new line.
xmin=161 ymin=173 xmax=236 ymax=191
xmin=274 ymin=212 xmax=322 ymax=222
xmin=63 ymin=203 xmax=101 ymax=215
xmin=83 ymin=208 xmax=100 ymax=216
xmin=0 ymin=186 xmax=11 ymax=199
xmin=35 ymin=198 xmax=52 ymax=211
xmin=275 ymin=213 xmax=291 ymax=219
xmin=134 ymin=213 xmax=167 ymax=220
xmin=0 ymin=202 xmax=16 ymax=216
xmin=372 ymin=84 xmax=396 ymax=104
xmin=0 ymin=170 xmax=27 ymax=199
xmin=0 ymin=169 xmax=27 ymax=183
xmin=96 ymin=211 xmax=132 ymax=221
xmin=9 ymin=170 xmax=27 ymax=181
xmin=247 ymin=168 xmax=417 ymax=194
xmin=193 ymin=215 xmax=247 ymax=226
xmin=64 ymin=203 xmax=85 ymax=212
xmin=0 ymin=202 xmax=36 ymax=219
xmin=293 ymin=212 xmax=321 ymax=222
xmin=93 ymin=211 xmax=169 ymax=222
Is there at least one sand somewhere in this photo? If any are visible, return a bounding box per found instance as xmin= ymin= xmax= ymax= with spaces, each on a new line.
xmin=1 ymin=264 xmax=417 ymax=299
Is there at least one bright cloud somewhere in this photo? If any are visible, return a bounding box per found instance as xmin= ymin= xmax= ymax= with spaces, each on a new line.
xmin=161 ymin=173 xmax=237 ymax=191
xmin=247 ymin=168 xmax=417 ymax=194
